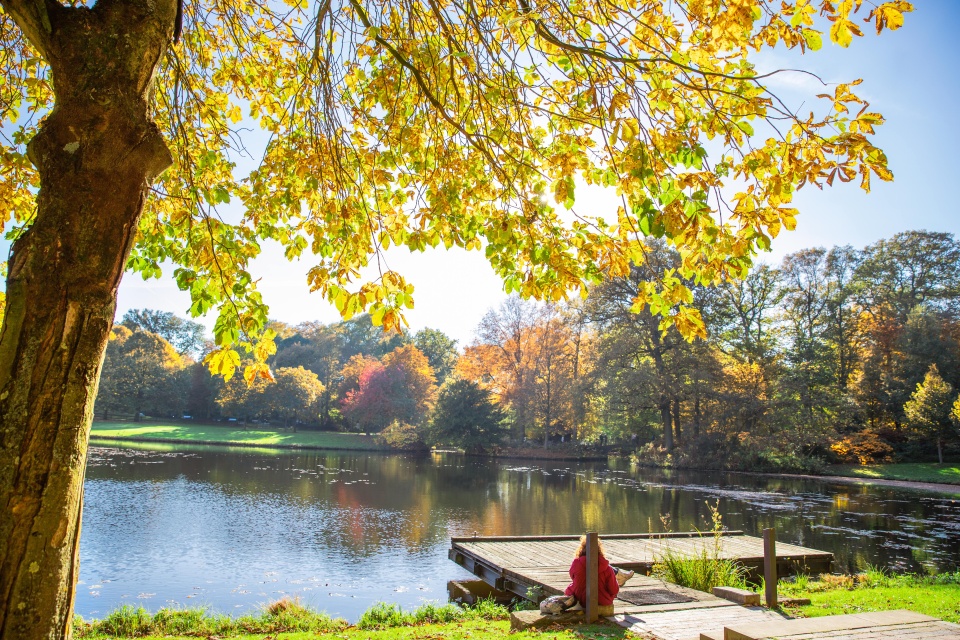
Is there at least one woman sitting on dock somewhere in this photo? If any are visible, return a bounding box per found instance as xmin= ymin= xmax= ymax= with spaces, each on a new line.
xmin=562 ymin=535 xmax=633 ymax=615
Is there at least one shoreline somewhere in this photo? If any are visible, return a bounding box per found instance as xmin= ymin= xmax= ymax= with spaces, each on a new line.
xmin=89 ymin=434 xmax=606 ymax=461
xmin=89 ymin=432 xmax=960 ymax=492
xmin=89 ymin=434 xmax=391 ymax=453
xmin=629 ymin=463 xmax=960 ymax=495
xmin=748 ymin=470 xmax=960 ymax=495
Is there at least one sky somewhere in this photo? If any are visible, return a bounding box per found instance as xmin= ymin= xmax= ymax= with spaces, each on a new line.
xmin=91 ymin=1 xmax=960 ymax=345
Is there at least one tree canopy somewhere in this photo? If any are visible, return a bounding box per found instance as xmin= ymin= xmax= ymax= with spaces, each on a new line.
xmin=0 ymin=0 xmax=911 ymax=381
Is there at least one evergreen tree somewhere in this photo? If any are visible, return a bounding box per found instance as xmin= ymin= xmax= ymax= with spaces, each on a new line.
xmin=426 ymin=379 xmax=507 ymax=454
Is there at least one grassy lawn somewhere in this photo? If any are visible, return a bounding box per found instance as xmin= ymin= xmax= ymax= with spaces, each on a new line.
xmin=780 ymin=571 xmax=960 ymax=623
xmin=90 ymin=421 xmax=388 ymax=451
xmin=74 ymin=600 xmax=640 ymax=640
xmin=76 ymin=620 xmax=636 ymax=640
xmin=824 ymin=462 xmax=960 ymax=485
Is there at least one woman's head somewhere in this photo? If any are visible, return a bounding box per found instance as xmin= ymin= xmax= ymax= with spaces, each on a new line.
xmin=574 ymin=535 xmax=606 ymax=559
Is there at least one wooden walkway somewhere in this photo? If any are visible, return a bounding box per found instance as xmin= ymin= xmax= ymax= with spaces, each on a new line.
xmin=449 ymin=531 xmax=833 ymax=601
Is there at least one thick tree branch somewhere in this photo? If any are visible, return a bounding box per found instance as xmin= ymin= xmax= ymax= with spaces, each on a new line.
xmin=0 ymin=0 xmax=59 ymax=58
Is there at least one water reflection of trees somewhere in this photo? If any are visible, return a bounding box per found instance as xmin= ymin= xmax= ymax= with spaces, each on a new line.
xmin=84 ymin=448 xmax=960 ymax=572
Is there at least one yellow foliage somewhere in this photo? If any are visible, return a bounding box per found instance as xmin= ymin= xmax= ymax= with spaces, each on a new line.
xmin=0 ymin=0 xmax=912 ymax=380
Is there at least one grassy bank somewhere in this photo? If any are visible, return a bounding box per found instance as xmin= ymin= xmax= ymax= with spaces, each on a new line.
xmin=781 ymin=570 xmax=960 ymax=623
xmin=73 ymin=599 xmax=636 ymax=640
xmin=824 ymin=463 xmax=960 ymax=485
xmin=90 ymin=421 xmax=389 ymax=451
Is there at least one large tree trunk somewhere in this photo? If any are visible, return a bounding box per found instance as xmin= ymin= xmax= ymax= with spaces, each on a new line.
xmin=0 ymin=1 xmax=175 ymax=638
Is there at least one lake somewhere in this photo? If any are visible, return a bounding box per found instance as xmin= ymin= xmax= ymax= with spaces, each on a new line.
xmin=77 ymin=443 xmax=960 ymax=622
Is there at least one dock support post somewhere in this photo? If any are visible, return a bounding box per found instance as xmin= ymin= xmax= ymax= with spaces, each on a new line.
xmin=585 ymin=532 xmax=599 ymax=623
xmin=763 ymin=528 xmax=777 ymax=608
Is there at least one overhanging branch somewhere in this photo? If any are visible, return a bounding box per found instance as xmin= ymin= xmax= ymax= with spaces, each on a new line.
xmin=0 ymin=0 xmax=59 ymax=59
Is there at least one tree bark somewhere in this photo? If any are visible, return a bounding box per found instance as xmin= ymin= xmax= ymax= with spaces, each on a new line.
xmin=0 ymin=1 xmax=175 ymax=638
xmin=672 ymin=399 xmax=682 ymax=448
xmin=660 ymin=396 xmax=673 ymax=452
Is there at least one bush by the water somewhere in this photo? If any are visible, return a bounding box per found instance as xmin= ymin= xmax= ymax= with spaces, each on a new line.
xmin=631 ymin=439 xmax=826 ymax=474
xmin=356 ymin=599 xmax=509 ymax=629
xmin=652 ymin=501 xmax=748 ymax=593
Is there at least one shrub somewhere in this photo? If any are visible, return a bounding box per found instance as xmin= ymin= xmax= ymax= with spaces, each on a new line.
xmin=356 ymin=602 xmax=412 ymax=629
xmin=830 ymin=430 xmax=895 ymax=465
xmin=652 ymin=501 xmax=747 ymax=593
xmin=467 ymin=597 xmax=510 ymax=620
xmin=653 ymin=549 xmax=747 ymax=592
xmin=95 ymin=605 xmax=153 ymax=637
xmin=375 ymin=421 xmax=428 ymax=451
xmin=410 ymin=602 xmax=465 ymax=624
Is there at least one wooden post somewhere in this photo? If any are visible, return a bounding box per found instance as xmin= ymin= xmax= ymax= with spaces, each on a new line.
xmin=763 ymin=528 xmax=777 ymax=608
xmin=585 ymin=532 xmax=599 ymax=623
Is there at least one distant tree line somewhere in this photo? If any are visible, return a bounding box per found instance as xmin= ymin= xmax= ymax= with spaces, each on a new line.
xmin=95 ymin=230 xmax=960 ymax=469
xmin=454 ymin=230 xmax=960 ymax=469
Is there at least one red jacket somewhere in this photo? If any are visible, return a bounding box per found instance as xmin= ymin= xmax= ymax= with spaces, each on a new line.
xmin=564 ymin=554 xmax=620 ymax=606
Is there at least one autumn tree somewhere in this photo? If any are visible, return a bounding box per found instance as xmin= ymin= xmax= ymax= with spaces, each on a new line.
xmin=121 ymin=309 xmax=209 ymax=357
xmin=454 ymin=344 xmax=513 ymax=402
xmin=530 ymin=306 xmax=579 ymax=446
xmin=273 ymin=322 xmax=346 ymax=426
xmin=904 ymin=365 xmax=957 ymax=464
xmin=96 ymin=327 xmax=187 ymax=421
xmin=476 ymin=296 xmax=545 ymax=439
xmin=216 ymin=366 xmax=273 ymax=421
xmin=340 ymin=344 xmax=437 ymax=432
xmin=337 ymin=353 xmax=383 ymax=404
xmin=268 ymin=367 xmax=326 ymax=429
xmin=0 ymin=0 xmax=911 ymax=635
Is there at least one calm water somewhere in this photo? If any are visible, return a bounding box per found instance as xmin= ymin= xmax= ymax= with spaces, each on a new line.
xmin=77 ymin=444 xmax=960 ymax=621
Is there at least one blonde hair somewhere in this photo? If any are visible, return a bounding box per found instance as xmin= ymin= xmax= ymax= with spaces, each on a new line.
xmin=574 ymin=535 xmax=606 ymax=559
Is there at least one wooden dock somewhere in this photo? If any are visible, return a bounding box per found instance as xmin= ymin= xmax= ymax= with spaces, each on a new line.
xmin=451 ymin=533 xmax=960 ymax=640
xmin=449 ymin=531 xmax=833 ymax=601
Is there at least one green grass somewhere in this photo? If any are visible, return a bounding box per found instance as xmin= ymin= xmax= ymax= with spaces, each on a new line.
xmin=90 ymin=420 xmax=388 ymax=451
xmin=74 ymin=620 xmax=636 ymax=640
xmin=779 ymin=570 xmax=960 ymax=623
xmin=74 ymin=598 xmax=345 ymax=638
xmin=825 ymin=463 xmax=960 ymax=485
xmin=73 ymin=600 xmax=639 ymax=639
